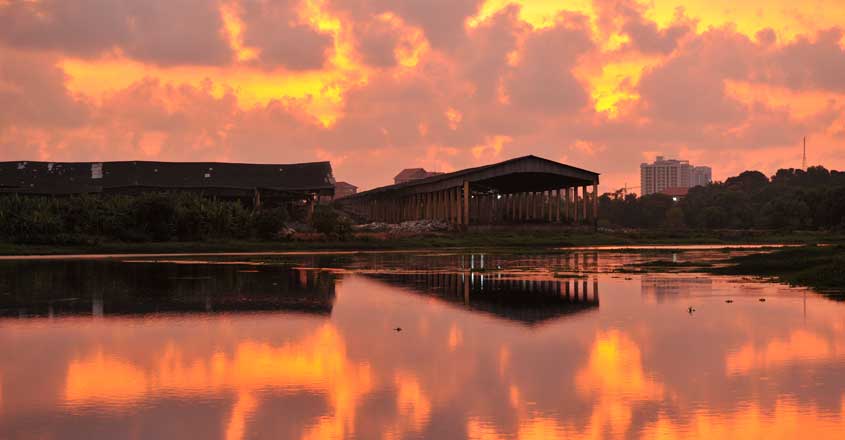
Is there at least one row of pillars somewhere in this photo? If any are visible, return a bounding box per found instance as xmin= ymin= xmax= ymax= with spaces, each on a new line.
xmin=367 ymin=181 xmax=599 ymax=225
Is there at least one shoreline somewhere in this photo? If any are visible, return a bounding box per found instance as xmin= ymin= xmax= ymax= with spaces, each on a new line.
xmin=0 ymin=229 xmax=841 ymax=257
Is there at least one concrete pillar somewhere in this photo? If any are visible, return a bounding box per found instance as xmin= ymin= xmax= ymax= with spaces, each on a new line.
xmin=510 ymin=193 xmax=515 ymax=221
xmin=556 ymin=188 xmax=562 ymax=222
xmin=582 ymin=186 xmax=588 ymax=222
xmin=573 ymin=188 xmax=579 ymax=222
xmin=528 ymin=191 xmax=537 ymax=220
xmin=592 ymin=183 xmax=598 ymax=225
xmin=455 ymin=187 xmax=462 ymax=224
xmin=463 ymin=181 xmax=470 ymax=225
xmin=446 ymin=189 xmax=451 ymax=223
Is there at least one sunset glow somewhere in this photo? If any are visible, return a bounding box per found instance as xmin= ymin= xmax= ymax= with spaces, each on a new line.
xmin=1 ymin=0 xmax=844 ymax=190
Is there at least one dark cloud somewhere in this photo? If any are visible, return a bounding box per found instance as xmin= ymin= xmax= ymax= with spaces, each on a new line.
xmin=0 ymin=0 xmax=233 ymax=66
xmin=239 ymin=0 xmax=334 ymax=70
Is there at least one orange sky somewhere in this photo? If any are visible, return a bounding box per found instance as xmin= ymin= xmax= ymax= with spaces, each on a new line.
xmin=1 ymin=0 xmax=844 ymax=191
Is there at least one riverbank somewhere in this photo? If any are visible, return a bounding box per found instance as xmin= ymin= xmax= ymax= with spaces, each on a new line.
xmin=0 ymin=229 xmax=841 ymax=256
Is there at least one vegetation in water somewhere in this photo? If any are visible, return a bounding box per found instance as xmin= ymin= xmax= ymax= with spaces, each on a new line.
xmin=713 ymin=245 xmax=845 ymax=292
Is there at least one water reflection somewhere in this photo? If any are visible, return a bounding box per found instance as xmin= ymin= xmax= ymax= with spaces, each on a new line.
xmin=1 ymin=252 xmax=845 ymax=439
xmin=0 ymin=260 xmax=336 ymax=317
xmin=364 ymin=270 xmax=599 ymax=325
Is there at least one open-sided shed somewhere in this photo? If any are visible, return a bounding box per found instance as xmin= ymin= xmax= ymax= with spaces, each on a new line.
xmin=337 ymin=155 xmax=600 ymax=225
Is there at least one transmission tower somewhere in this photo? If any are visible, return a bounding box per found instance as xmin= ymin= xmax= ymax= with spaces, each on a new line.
xmin=803 ymin=136 xmax=807 ymax=170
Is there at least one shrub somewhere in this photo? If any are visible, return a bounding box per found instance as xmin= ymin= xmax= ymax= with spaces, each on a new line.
xmin=253 ymin=207 xmax=289 ymax=240
xmin=311 ymin=205 xmax=352 ymax=240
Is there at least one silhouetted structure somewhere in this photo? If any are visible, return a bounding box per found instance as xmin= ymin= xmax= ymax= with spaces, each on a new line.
xmin=394 ymin=168 xmax=444 ymax=184
xmin=0 ymin=160 xmax=335 ymax=207
xmin=0 ymin=260 xmax=337 ymax=318
xmin=339 ymin=155 xmax=600 ymax=225
xmin=334 ymin=181 xmax=358 ymax=198
xmin=364 ymin=271 xmax=599 ymax=325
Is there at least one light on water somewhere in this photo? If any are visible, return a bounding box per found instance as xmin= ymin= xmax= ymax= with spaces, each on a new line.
xmin=1 ymin=250 xmax=844 ymax=439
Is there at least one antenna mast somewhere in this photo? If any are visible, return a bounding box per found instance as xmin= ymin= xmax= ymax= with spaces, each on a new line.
xmin=803 ymin=136 xmax=807 ymax=170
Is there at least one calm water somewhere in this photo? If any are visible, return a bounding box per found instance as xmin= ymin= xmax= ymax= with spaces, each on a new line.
xmin=1 ymin=250 xmax=844 ymax=439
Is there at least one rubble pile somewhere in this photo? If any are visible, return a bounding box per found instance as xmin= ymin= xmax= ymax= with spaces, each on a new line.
xmin=353 ymin=220 xmax=453 ymax=234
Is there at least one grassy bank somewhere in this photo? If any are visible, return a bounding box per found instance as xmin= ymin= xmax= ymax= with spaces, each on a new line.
xmin=713 ymin=245 xmax=845 ymax=293
xmin=0 ymin=229 xmax=842 ymax=256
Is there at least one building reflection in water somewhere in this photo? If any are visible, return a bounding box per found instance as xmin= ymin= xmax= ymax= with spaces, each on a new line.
xmin=0 ymin=260 xmax=337 ymax=318
xmin=3 ymin=254 xmax=845 ymax=440
xmin=364 ymin=258 xmax=599 ymax=325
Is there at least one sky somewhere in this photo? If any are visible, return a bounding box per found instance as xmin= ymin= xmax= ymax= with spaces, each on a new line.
xmin=1 ymin=0 xmax=844 ymax=192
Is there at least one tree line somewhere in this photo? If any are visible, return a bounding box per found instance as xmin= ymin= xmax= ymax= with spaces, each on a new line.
xmin=599 ymin=166 xmax=845 ymax=230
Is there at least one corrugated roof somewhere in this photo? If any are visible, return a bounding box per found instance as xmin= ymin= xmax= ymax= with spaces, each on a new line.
xmin=350 ymin=155 xmax=600 ymax=198
xmin=0 ymin=160 xmax=335 ymax=194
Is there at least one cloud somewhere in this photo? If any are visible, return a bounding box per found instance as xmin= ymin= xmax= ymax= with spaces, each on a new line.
xmin=504 ymin=13 xmax=594 ymax=114
xmin=636 ymin=27 xmax=755 ymax=125
xmin=239 ymin=0 xmax=334 ymax=70
xmin=328 ymin=0 xmax=485 ymax=50
xmin=0 ymin=0 xmax=233 ymax=66
xmin=0 ymin=0 xmax=844 ymax=192
xmin=765 ymin=28 xmax=845 ymax=92
xmin=0 ymin=47 xmax=89 ymax=129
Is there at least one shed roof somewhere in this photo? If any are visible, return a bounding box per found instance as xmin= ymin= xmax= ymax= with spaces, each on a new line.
xmin=343 ymin=155 xmax=599 ymax=200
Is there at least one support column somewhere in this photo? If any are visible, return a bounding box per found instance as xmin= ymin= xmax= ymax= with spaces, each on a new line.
xmin=593 ymin=182 xmax=599 ymax=226
xmin=446 ymin=189 xmax=451 ymax=223
xmin=463 ymin=181 xmax=470 ymax=226
xmin=528 ymin=192 xmax=534 ymax=220
xmin=582 ymin=185 xmax=589 ymax=222
xmin=454 ymin=187 xmax=461 ymax=224
xmin=555 ymin=188 xmax=562 ymax=222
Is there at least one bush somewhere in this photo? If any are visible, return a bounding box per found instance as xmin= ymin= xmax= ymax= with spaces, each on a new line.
xmin=253 ymin=207 xmax=289 ymax=240
xmin=133 ymin=194 xmax=177 ymax=241
xmin=0 ymin=192 xmax=289 ymax=244
xmin=311 ymin=205 xmax=352 ymax=240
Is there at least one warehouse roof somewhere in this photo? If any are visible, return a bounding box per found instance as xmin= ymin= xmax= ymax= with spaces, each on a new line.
xmin=0 ymin=160 xmax=335 ymax=195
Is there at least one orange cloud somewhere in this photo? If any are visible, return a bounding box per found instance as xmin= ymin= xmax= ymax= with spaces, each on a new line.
xmin=1 ymin=0 xmax=844 ymax=192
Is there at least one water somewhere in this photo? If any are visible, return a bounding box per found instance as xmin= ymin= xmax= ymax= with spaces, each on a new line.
xmin=1 ymin=250 xmax=843 ymax=439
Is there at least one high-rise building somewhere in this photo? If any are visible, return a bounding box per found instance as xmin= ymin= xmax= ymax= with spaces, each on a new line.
xmin=640 ymin=156 xmax=711 ymax=196
xmin=692 ymin=166 xmax=712 ymax=187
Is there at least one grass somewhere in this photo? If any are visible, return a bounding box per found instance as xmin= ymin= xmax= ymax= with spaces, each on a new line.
xmin=712 ymin=245 xmax=845 ymax=292
xmin=0 ymin=229 xmax=841 ymax=256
